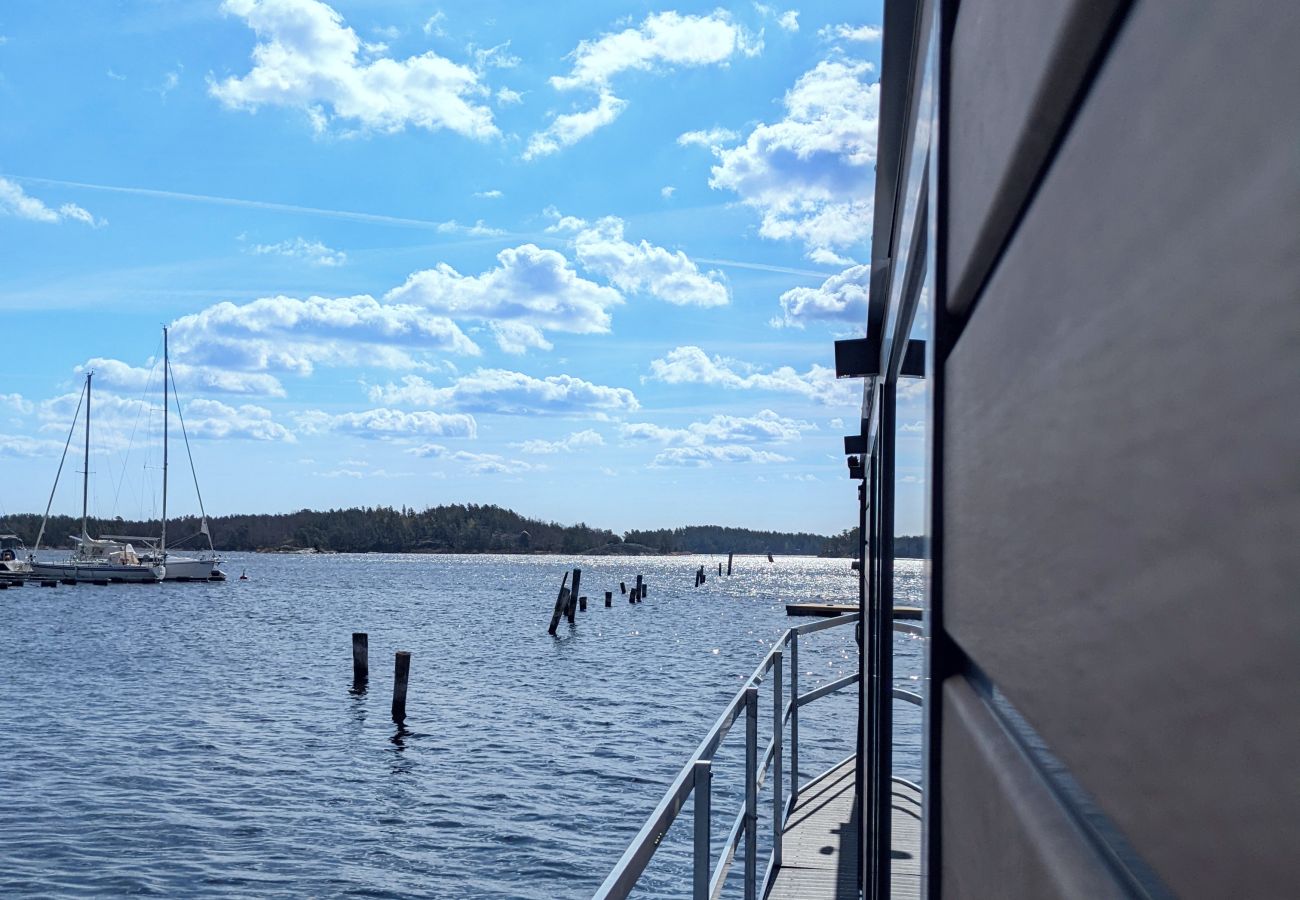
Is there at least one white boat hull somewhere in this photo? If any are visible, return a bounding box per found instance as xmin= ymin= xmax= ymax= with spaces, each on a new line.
xmin=150 ymin=556 xmax=224 ymax=581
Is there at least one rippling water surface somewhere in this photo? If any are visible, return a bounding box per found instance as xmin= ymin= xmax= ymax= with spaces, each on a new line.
xmin=0 ymin=553 xmax=923 ymax=898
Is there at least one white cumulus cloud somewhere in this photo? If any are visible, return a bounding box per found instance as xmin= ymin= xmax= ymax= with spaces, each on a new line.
xmin=370 ymin=370 xmax=638 ymax=416
xmin=250 ymin=236 xmax=346 ymax=266
xmin=0 ymin=177 xmax=102 ymax=226
xmin=552 ymin=214 xmax=729 ymax=307
xmin=385 ymin=243 xmax=624 ymax=348
xmin=298 ymin=407 xmax=477 ymax=439
xmin=647 ymin=345 xmax=856 ymax=406
xmin=169 ymin=294 xmax=479 ymax=376
xmin=704 ymin=58 xmax=879 ymax=260
xmin=81 ymin=357 xmax=287 ymax=398
xmin=515 ymin=429 xmax=604 ymax=454
xmin=773 ymin=263 xmax=869 ymax=327
xmin=211 ymin=0 xmax=497 ymax=138
xmin=819 ymin=23 xmax=882 ymax=42
xmin=652 ymin=445 xmax=793 ymax=467
xmin=526 ymin=11 xmax=760 ymax=157
xmin=678 ymin=127 xmax=740 ymax=149
xmin=623 ymin=409 xmax=813 ymax=446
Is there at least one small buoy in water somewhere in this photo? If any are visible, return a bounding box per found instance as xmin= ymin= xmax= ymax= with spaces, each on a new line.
xmin=239 ymin=570 xmax=249 ymax=581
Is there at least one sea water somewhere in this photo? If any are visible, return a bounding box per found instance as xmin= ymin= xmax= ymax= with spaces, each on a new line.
xmin=0 ymin=554 xmax=924 ymax=898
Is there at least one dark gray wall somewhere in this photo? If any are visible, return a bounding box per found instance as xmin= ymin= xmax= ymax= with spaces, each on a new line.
xmin=939 ymin=1 xmax=1300 ymax=896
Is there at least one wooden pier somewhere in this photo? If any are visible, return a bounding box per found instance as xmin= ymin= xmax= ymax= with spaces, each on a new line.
xmin=767 ymin=757 xmax=920 ymax=900
xmin=786 ymin=603 xmax=922 ymax=620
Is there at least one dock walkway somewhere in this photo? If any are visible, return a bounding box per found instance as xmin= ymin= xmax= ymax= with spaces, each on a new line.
xmin=766 ymin=757 xmax=921 ymax=900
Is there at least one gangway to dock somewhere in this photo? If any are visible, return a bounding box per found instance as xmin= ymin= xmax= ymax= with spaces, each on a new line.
xmin=593 ymin=611 xmax=921 ymax=900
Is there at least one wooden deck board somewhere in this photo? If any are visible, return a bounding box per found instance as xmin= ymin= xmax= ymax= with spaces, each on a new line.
xmin=766 ymin=757 xmax=921 ymax=900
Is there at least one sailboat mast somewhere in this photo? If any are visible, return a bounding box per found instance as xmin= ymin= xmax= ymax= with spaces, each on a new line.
xmin=82 ymin=371 xmax=91 ymax=540
xmin=161 ymin=327 xmax=169 ymax=558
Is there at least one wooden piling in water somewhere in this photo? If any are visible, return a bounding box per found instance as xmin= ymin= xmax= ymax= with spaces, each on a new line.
xmin=548 ymin=571 xmax=571 ymax=635
xmin=635 ymin=574 xmax=643 ymax=601
xmin=727 ymin=553 xmax=733 ymax=576
xmin=571 ymin=568 xmax=582 ymax=610
xmin=352 ymin=632 xmax=369 ymax=683
xmin=563 ymin=588 xmax=576 ymax=625
xmin=392 ymin=651 xmax=410 ymax=723
xmin=579 ymin=596 xmax=588 ymax=611
xmin=718 ymin=562 xmax=722 ymax=577
xmin=620 ymin=581 xmax=626 ymax=595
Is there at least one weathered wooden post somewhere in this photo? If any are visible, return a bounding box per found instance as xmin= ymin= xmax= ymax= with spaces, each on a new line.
xmin=548 ymin=571 xmax=571 ymax=635
xmin=565 ymin=588 xmax=577 ymax=624
xmin=635 ymin=574 xmax=643 ymax=601
xmin=640 ymin=582 xmax=647 ymax=599
xmin=579 ymin=595 xmax=588 ymax=611
xmin=718 ymin=562 xmax=722 ymax=576
xmin=727 ymin=553 xmax=733 ymax=576
xmin=605 ymin=591 xmax=612 ymax=607
xmin=620 ymin=581 xmax=627 ymax=595
xmin=392 ymin=651 xmax=410 ymax=723
xmin=571 ymin=568 xmax=582 ymax=609
xmin=768 ymin=553 xmax=774 ymax=563
xmin=352 ymin=632 xmax=368 ymax=683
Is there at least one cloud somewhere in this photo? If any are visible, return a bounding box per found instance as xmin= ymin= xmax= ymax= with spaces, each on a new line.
xmin=422 ymin=12 xmax=446 ymax=37
xmin=677 ymin=127 xmax=740 ymax=149
xmin=37 ymin=389 xmax=292 ymax=446
xmin=473 ymin=189 xmax=503 ymax=199
xmin=526 ymin=11 xmax=760 ymax=156
xmin=298 ymin=407 xmax=477 ymax=439
xmin=1 ymin=393 xmax=33 ymax=415
xmin=211 ymin=0 xmax=497 ymax=138
xmin=182 ymin=398 xmax=295 ymax=441
xmin=552 ymin=214 xmax=729 ymax=307
xmin=406 ymin=443 xmax=543 ymax=475
xmin=0 ymin=435 xmax=64 ymax=458
xmin=651 ymin=445 xmax=793 ymax=467
xmin=622 ymin=409 xmax=814 ymax=446
xmin=819 ymin=23 xmax=882 ymax=42
xmin=705 ymin=58 xmax=879 ymax=260
xmin=551 ymin=10 xmax=760 ymax=91
xmin=773 ymin=263 xmax=869 ymax=327
xmin=250 ymin=236 xmax=346 ymax=266
xmin=0 ymin=177 xmax=102 ymax=226
xmin=81 ymin=357 xmax=287 ymax=397
xmin=169 ymin=294 xmax=479 ymax=376
xmin=515 ymin=429 xmax=604 ymax=454
xmin=647 ymin=345 xmax=856 ymax=405
xmin=370 ymin=369 xmax=639 ymax=416
xmin=777 ymin=11 xmax=799 ymax=31
xmin=661 ymin=185 xmax=676 ymax=199
xmin=524 ymin=89 xmax=627 ymax=160
xmin=495 ymin=87 xmax=523 ymax=106
xmin=385 ymin=243 xmax=624 ymax=344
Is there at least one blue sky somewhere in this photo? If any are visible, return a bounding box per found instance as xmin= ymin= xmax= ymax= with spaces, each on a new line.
xmin=0 ymin=0 xmax=924 ymax=535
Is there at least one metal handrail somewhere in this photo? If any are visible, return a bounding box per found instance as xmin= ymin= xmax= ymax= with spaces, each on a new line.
xmin=594 ymin=612 xmax=874 ymax=899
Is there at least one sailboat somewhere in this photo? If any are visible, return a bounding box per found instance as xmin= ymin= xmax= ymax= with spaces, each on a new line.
xmin=29 ymin=369 xmax=166 ymax=583
xmin=29 ymin=327 xmax=226 ymax=583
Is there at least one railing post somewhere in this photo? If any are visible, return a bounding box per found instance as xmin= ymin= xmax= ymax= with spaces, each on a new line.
xmin=744 ymin=686 xmax=758 ymax=900
xmin=694 ymin=759 xmax=712 ymax=900
xmin=772 ymin=649 xmax=784 ymax=870
xmin=790 ymin=630 xmax=800 ymax=800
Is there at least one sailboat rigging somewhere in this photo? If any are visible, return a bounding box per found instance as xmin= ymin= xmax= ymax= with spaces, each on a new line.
xmin=29 ymin=328 xmax=226 ymax=583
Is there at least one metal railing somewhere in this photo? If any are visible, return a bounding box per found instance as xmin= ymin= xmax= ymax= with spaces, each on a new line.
xmin=596 ymin=611 xmax=920 ymax=899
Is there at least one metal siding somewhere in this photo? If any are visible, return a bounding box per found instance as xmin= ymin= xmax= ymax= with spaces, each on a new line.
xmin=940 ymin=678 xmax=1122 ymax=898
xmin=946 ymin=0 xmax=1127 ymax=316
xmin=943 ymin=2 xmax=1300 ymax=896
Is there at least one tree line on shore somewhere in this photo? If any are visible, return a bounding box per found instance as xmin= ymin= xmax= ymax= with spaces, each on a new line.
xmin=1 ymin=506 xmax=925 ymax=559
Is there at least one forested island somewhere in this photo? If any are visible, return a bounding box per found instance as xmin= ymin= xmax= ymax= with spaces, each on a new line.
xmin=2 ymin=506 xmax=926 ymax=559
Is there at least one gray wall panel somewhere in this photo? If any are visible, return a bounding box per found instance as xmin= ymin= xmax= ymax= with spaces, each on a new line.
xmin=947 ymin=0 xmax=1125 ymax=315
xmin=943 ymin=2 xmax=1300 ymax=896
xmin=941 ymin=677 xmax=1121 ymax=898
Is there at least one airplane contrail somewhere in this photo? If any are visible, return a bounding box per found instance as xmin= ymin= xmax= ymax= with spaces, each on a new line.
xmin=2 ymin=174 xmax=465 ymax=230
xmin=695 ymin=257 xmax=836 ymax=278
